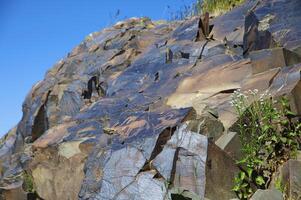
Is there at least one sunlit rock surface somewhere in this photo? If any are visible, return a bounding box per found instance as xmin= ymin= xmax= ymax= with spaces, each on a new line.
xmin=1 ymin=0 xmax=301 ymax=199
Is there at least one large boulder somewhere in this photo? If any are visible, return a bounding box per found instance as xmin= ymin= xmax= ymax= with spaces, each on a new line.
xmin=0 ymin=0 xmax=301 ymax=199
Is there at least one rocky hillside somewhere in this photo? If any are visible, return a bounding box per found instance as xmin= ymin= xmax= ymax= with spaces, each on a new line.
xmin=1 ymin=0 xmax=301 ymax=199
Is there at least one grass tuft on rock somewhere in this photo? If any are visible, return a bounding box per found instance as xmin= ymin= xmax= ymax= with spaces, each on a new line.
xmin=23 ymin=172 xmax=35 ymax=193
xmin=202 ymin=0 xmax=245 ymax=16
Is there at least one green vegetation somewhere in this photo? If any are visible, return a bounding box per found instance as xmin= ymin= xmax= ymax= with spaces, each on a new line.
xmin=275 ymin=177 xmax=286 ymax=194
xmin=23 ymin=172 xmax=35 ymax=193
xmin=230 ymin=89 xmax=301 ymax=199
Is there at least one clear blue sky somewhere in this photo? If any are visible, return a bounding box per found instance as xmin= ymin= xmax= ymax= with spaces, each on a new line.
xmin=0 ymin=0 xmax=195 ymax=136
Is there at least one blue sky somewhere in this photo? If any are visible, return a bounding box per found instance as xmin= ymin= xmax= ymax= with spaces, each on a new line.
xmin=0 ymin=0 xmax=195 ymax=136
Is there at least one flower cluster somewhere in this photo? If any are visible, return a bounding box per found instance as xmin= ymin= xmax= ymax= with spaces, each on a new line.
xmin=230 ymin=89 xmax=274 ymax=109
xmin=230 ymin=89 xmax=250 ymax=112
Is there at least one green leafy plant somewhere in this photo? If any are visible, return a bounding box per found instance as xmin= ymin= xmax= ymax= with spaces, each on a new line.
xmin=230 ymin=89 xmax=301 ymax=199
xmin=233 ymin=170 xmax=253 ymax=199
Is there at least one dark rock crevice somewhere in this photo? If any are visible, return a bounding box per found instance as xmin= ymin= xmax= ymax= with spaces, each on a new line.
xmin=82 ymin=75 xmax=105 ymax=100
xmin=150 ymin=127 xmax=176 ymax=161
xmin=171 ymin=193 xmax=192 ymax=200
xmin=169 ymin=147 xmax=181 ymax=184
xmin=31 ymin=91 xmax=51 ymax=142
xmin=166 ymin=48 xmax=173 ymax=63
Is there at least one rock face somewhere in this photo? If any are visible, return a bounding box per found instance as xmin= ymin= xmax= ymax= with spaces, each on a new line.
xmin=250 ymin=189 xmax=283 ymax=200
xmin=1 ymin=0 xmax=301 ymax=199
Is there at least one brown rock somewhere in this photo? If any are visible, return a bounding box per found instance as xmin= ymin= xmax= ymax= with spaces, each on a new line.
xmin=1 ymin=187 xmax=27 ymax=200
xmin=205 ymin=141 xmax=239 ymax=200
xmin=215 ymin=131 xmax=242 ymax=161
xmin=276 ymin=160 xmax=301 ymax=200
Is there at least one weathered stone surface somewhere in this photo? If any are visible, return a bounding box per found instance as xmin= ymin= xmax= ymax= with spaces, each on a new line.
xmin=211 ymin=0 xmax=259 ymax=45
xmin=0 ymin=187 xmax=27 ymax=200
xmin=243 ymin=11 xmax=274 ymax=55
xmin=272 ymin=160 xmax=301 ymax=200
xmin=250 ymin=189 xmax=283 ymax=200
xmin=186 ymin=113 xmax=224 ymax=141
xmin=248 ymin=48 xmax=301 ymax=74
xmin=153 ymin=124 xmax=208 ymax=198
xmin=205 ymin=141 xmax=239 ymax=200
xmin=30 ymin=148 xmax=87 ymax=200
xmin=1 ymin=0 xmax=301 ymax=199
xmin=248 ymin=48 xmax=286 ymax=74
xmin=215 ymin=131 xmax=242 ymax=161
xmin=110 ymin=171 xmax=167 ymax=200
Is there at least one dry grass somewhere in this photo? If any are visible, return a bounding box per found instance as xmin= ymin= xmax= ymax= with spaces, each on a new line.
xmin=202 ymin=0 xmax=245 ymax=16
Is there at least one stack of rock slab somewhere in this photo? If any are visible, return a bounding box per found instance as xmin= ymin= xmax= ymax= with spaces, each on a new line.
xmin=0 ymin=0 xmax=301 ymax=199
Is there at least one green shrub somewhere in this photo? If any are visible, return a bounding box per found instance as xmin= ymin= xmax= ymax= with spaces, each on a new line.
xmin=230 ymin=89 xmax=301 ymax=199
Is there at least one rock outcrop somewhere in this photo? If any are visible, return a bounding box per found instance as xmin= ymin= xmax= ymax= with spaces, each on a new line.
xmin=1 ymin=0 xmax=301 ymax=199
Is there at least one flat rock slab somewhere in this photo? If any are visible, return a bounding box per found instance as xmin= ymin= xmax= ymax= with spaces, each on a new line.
xmin=251 ymin=189 xmax=283 ymax=200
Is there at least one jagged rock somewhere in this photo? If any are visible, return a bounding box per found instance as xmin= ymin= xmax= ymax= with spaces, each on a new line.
xmin=0 ymin=127 xmax=17 ymax=178
xmin=153 ymin=124 xmax=208 ymax=198
xmin=212 ymin=0 xmax=259 ymax=45
xmin=205 ymin=141 xmax=239 ymax=200
xmin=1 ymin=0 xmax=301 ymax=199
xmin=243 ymin=11 xmax=275 ymax=55
xmin=29 ymin=120 xmax=103 ymax=200
xmin=248 ymin=48 xmax=301 ymax=74
xmin=215 ymin=131 xmax=242 ymax=161
xmin=269 ymin=64 xmax=301 ymax=115
xmin=108 ymin=171 xmax=167 ymax=200
xmin=153 ymin=124 xmax=238 ymax=200
xmin=186 ymin=113 xmax=224 ymax=141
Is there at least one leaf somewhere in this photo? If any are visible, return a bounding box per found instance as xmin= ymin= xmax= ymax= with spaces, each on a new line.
xmin=255 ymin=176 xmax=265 ymax=186
xmin=281 ymin=120 xmax=289 ymax=126
xmin=262 ymin=125 xmax=270 ymax=132
xmin=271 ymin=135 xmax=278 ymax=142
xmin=236 ymin=158 xmax=247 ymax=164
xmin=232 ymin=185 xmax=240 ymax=192
xmin=239 ymin=172 xmax=246 ymax=181
xmin=286 ymin=110 xmax=296 ymax=116
xmin=247 ymin=168 xmax=253 ymax=178
xmin=280 ymin=137 xmax=287 ymax=143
